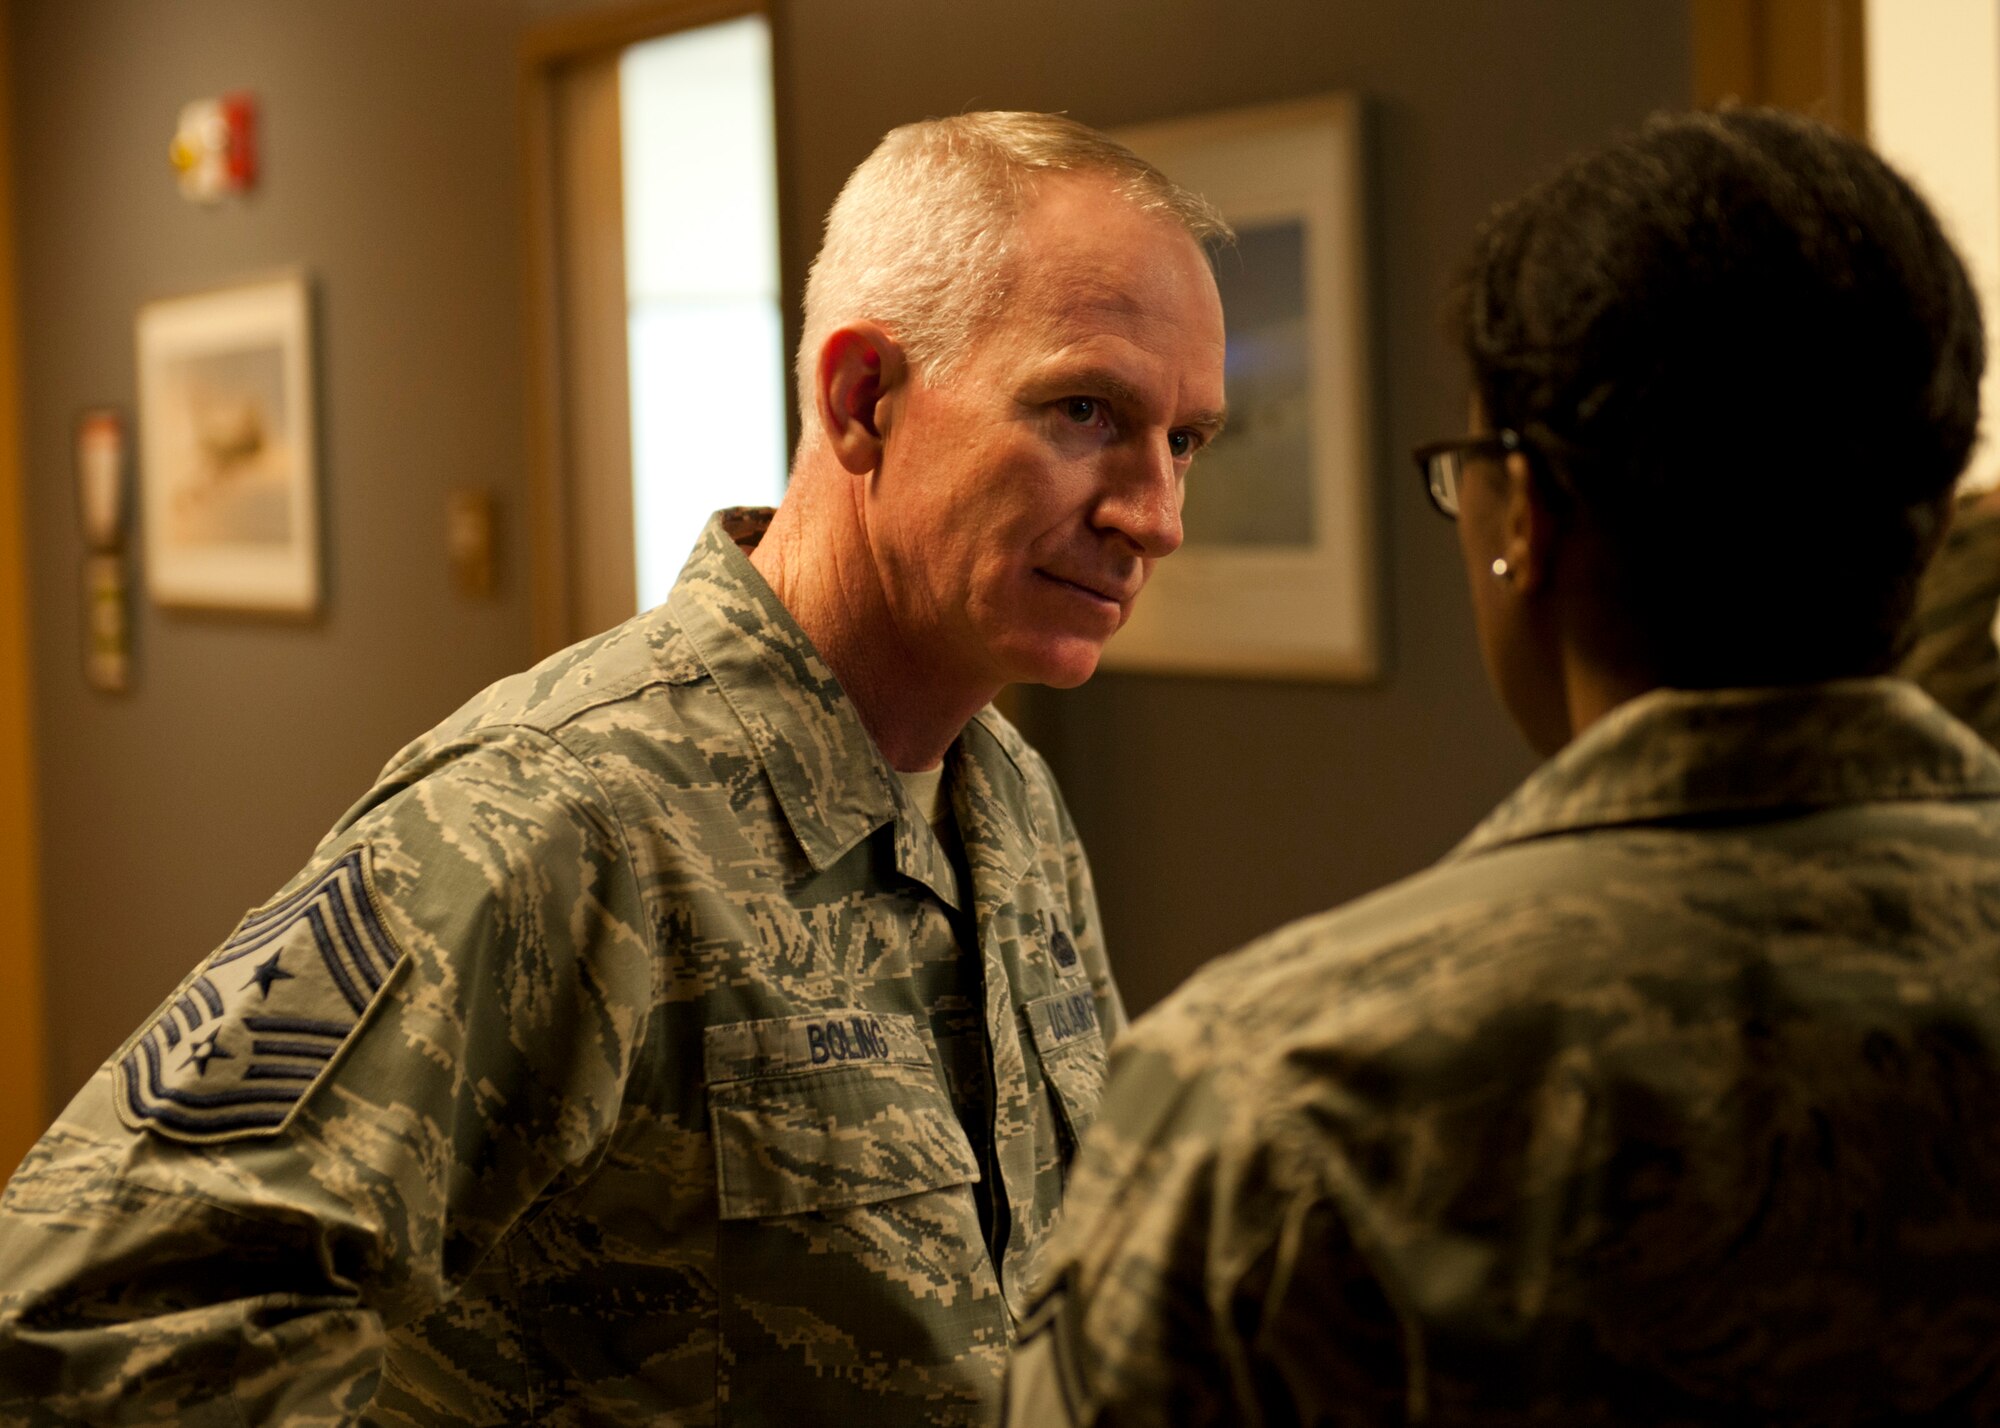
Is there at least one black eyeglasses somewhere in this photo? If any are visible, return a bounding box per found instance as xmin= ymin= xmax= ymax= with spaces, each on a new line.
xmin=1411 ymin=429 xmax=1523 ymax=519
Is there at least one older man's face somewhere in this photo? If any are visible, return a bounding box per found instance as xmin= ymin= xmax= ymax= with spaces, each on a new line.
xmin=866 ymin=173 xmax=1228 ymax=692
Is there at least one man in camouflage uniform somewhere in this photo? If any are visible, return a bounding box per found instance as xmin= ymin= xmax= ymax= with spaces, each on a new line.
xmin=1009 ymin=111 xmax=2000 ymax=1424
xmin=0 ymin=112 xmax=1228 ymax=1425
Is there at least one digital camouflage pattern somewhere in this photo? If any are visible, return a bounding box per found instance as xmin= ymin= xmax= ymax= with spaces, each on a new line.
xmin=1008 ymin=679 xmax=2000 ymax=1426
xmin=1901 ymin=491 xmax=2000 ymax=746
xmin=0 ymin=509 xmax=1123 ymax=1427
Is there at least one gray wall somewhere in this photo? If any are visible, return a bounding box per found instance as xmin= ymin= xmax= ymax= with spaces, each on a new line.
xmin=16 ymin=0 xmax=533 ymax=1107
xmin=18 ymin=0 xmax=1691 ymax=1111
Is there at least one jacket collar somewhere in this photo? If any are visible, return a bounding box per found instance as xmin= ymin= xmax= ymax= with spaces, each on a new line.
xmin=668 ymin=510 xmax=1039 ymax=885
xmin=670 ymin=510 xmax=897 ymax=871
xmin=1453 ymin=678 xmax=2000 ymax=861
xmin=953 ymin=709 xmax=1038 ymax=912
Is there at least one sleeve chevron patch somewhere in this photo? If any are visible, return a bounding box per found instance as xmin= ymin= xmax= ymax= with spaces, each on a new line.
xmin=115 ymin=845 xmax=408 ymax=1144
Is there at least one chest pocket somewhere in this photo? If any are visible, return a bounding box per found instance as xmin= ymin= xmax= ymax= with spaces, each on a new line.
xmin=704 ymin=1010 xmax=980 ymax=1219
xmin=1022 ymin=988 xmax=1110 ymax=1152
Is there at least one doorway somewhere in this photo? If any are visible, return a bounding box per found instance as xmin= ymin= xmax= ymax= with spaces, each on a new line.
xmin=521 ymin=1 xmax=788 ymax=653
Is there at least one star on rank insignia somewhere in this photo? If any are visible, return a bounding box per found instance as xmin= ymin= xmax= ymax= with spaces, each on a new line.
xmin=115 ymin=845 xmax=407 ymax=1144
xmin=244 ymin=949 xmax=294 ymax=998
xmin=181 ymin=1028 xmax=232 ymax=1075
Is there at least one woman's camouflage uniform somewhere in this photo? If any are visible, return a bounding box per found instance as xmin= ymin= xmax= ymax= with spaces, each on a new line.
xmin=1010 ymin=679 xmax=2000 ymax=1425
xmin=0 ymin=511 xmax=1122 ymax=1426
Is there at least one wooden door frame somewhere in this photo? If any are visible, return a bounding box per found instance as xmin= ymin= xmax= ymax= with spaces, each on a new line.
xmin=0 ymin=0 xmax=47 ymax=1172
xmin=1692 ymin=0 xmax=1867 ymax=134
xmin=518 ymin=0 xmax=767 ymax=657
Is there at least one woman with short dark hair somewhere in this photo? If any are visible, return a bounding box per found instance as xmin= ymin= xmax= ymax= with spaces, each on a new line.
xmin=1450 ymin=107 xmax=1979 ymax=735
xmin=1008 ymin=110 xmax=2000 ymax=1426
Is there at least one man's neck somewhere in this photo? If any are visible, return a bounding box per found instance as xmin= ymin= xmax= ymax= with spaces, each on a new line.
xmin=749 ymin=480 xmax=998 ymax=772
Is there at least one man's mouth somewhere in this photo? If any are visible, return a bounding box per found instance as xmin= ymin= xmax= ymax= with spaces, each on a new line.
xmin=1035 ymin=570 xmax=1133 ymax=609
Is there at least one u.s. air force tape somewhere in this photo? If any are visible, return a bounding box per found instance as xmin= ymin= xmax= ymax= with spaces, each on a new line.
xmin=115 ymin=845 xmax=407 ymax=1144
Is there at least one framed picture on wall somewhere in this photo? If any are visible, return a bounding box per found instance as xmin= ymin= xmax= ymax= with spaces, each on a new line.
xmin=1106 ymin=94 xmax=1376 ymax=680
xmin=135 ymin=272 xmax=320 ymax=614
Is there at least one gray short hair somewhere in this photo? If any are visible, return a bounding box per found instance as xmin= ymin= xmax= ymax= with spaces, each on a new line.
xmin=795 ymin=111 xmax=1232 ymax=441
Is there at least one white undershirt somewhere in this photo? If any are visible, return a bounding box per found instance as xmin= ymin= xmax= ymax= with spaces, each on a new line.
xmin=896 ymin=763 xmax=950 ymax=830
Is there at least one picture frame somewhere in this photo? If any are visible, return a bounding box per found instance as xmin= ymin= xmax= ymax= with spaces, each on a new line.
xmin=1106 ymin=95 xmax=1376 ymax=680
xmin=135 ymin=273 xmax=319 ymax=614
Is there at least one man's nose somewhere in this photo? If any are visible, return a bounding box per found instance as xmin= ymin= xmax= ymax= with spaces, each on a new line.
xmin=1094 ymin=437 xmax=1184 ymax=559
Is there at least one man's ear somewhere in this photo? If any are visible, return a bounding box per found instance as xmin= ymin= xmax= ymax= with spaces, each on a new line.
xmin=814 ymin=321 xmax=907 ymax=475
xmin=1499 ymin=451 xmax=1561 ymax=593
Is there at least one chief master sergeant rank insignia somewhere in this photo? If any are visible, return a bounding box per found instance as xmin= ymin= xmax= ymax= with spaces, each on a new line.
xmin=114 ymin=846 xmax=406 ymax=1144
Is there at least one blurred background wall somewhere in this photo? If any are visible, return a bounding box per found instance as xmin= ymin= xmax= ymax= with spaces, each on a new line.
xmin=9 ymin=0 xmax=1698 ymax=1123
xmin=13 ymin=0 xmax=533 ymax=1117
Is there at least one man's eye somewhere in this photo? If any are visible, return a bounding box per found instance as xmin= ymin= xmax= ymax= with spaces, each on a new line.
xmin=1062 ymin=397 xmax=1102 ymax=425
xmin=1168 ymin=430 xmax=1199 ymax=459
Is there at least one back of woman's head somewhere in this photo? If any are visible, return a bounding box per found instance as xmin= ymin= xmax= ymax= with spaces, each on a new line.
xmin=1454 ymin=108 xmax=1984 ymax=687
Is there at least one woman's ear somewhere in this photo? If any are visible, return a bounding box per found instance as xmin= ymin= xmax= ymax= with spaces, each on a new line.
xmin=1499 ymin=450 xmax=1561 ymax=593
xmin=813 ymin=321 xmax=907 ymax=475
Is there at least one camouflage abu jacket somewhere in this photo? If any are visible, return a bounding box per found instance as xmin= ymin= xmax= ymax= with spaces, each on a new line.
xmin=0 ymin=510 xmax=1123 ymax=1427
xmin=1008 ymin=679 xmax=2000 ymax=1427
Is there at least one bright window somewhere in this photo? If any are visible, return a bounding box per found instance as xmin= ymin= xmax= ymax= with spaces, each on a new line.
xmin=620 ymin=17 xmax=787 ymax=609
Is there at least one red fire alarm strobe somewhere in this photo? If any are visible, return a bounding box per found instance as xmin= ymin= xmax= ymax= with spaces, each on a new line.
xmin=170 ymin=91 xmax=257 ymax=202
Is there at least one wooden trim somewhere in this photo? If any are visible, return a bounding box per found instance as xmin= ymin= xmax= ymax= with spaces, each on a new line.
xmin=0 ymin=0 xmax=48 ymax=1167
xmin=1826 ymin=0 xmax=1867 ymax=137
xmin=1693 ymin=0 xmax=1866 ymax=136
xmin=518 ymin=56 xmax=573 ymax=657
xmin=1692 ymin=0 xmax=1759 ymax=110
xmin=551 ymin=55 xmax=638 ymax=640
xmin=520 ymin=0 xmax=761 ymax=66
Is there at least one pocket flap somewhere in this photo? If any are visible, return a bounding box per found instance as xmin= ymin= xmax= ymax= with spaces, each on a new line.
xmin=705 ymin=1011 xmax=979 ymax=1220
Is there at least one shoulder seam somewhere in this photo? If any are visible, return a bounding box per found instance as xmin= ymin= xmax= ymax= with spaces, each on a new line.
xmin=533 ymin=666 xmax=707 ymax=736
xmin=457 ymin=619 xmax=710 ymax=741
